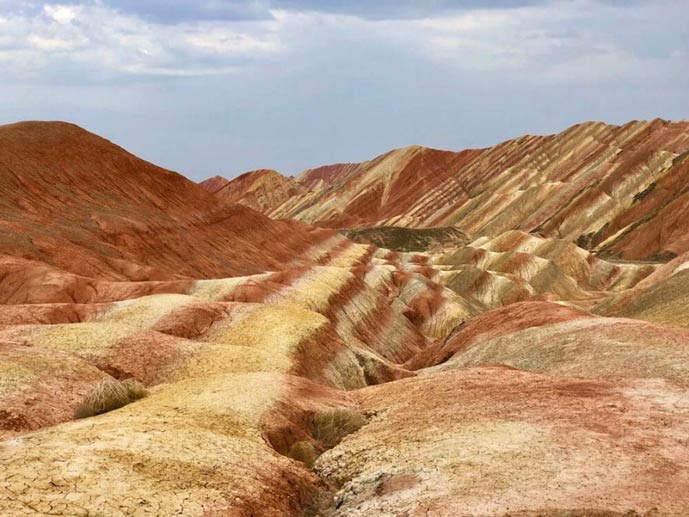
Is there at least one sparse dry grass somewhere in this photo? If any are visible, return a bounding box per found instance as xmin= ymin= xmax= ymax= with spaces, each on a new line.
xmin=312 ymin=408 xmax=367 ymax=449
xmin=0 ymin=363 xmax=36 ymax=397
xmin=75 ymin=378 xmax=148 ymax=418
xmin=288 ymin=440 xmax=319 ymax=468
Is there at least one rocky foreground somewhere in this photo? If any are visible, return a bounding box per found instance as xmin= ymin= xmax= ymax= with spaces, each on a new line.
xmin=1 ymin=121 xmax=689 ymax=515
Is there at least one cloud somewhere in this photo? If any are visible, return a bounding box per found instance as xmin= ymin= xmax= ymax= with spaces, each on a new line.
xmin=44 ymin=3 xmax=79 ymax=23
xmin=73 ymin=1 xmax=547 ymax=24
xmin=371 ymin=0 xmax=689 ymax=84
xmin=270 ymin=0 xmax=545 ymax=19
xmin=104 ymin=0 xmax=272 ymax=23
xmin=1 ymin=0 xmax=686 ymax=82
xmin=97 ymin=1 xmax=652 ymax=24
xmin=0 ymin=2 xmax=284 ymax=78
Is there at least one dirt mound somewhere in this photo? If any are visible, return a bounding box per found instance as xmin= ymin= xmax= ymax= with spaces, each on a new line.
xmin=599 ymin=267 xmax=689 ymax=328
xmin=415 ymin=301 xmax=689 ymax=388
xmin=314 ymin=367 xmax=689 ymax=515
xmin=432 ymin=231 xmax=655 ymax=310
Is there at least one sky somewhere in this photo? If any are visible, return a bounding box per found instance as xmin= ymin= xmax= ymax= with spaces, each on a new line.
xmin=1 ymin=1 xmax=688 ymax=181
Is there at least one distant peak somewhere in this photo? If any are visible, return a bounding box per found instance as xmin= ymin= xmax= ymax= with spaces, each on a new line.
xmin=237 ymin=168 xmax=286 ymax=181
xmin=383 ymin=144 xmax=461 ymax=160
xmin=2 ymin=120 xmax=85 ymax=130
xmin=199 ymin=175 xmax=230 ymax=194
xmin=202 ymin=175 xmax=227 ymax=182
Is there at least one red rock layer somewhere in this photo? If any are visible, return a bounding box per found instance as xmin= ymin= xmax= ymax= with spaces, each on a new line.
xmin=596 ymin=150 xmax=689 ymax=259
xmin=0 ymin=121 xmax=331 ymax=281
xmin=296 ymin=162 xmax=362 ymax=190
xmin=211 ymin=119 xmax=689 ymax=260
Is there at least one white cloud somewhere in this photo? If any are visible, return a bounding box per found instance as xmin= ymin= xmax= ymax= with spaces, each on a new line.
xmin=43 ymin=4 xmax=80 ymax=24
xmin=0 ymin=0 xmax=686 ymax=86
xmin=419 ymin=10 xmax=519 ymax=32
xmin=354 ymin=0 xmax=688 ymax=84
xmin=1 ymin=2 xmax=284 ymax=78
xmin=27 ymin=34 xmax=79 ymax=50
xmin=183 ymin=29 xmax=281 ymax=55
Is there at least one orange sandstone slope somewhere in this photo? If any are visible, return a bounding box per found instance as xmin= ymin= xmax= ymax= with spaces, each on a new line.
xmin=202 ymin=168 xmax=308 ymax=214
xmin=0 ymin=121 xmax=331 ymax=281
xmin=198 ymin=174 xmax=230 ymax=193
xmin=297 ymin=162 xmax=362 ymax=190
xmin=208 ymin=119 xmax=689 ymax=260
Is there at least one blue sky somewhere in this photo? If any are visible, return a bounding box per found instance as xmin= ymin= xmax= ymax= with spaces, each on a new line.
xmin=1 ymin=1 xmax=687 ymax=181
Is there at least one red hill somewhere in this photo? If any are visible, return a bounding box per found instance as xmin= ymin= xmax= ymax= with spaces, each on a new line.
xmin=0 ymin=121 xmax=330 ymax=281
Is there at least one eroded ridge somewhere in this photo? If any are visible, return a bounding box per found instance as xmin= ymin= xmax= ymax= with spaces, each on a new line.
xmin=0 ymin=235 xmax=475 ymax=515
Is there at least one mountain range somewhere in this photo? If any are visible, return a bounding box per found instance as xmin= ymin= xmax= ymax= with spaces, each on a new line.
xmin=207 ymin=119 xmax=689 ymax=261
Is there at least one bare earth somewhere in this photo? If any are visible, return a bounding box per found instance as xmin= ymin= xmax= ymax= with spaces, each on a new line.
xmin=1 ymin=120 xmax=689 ymax=515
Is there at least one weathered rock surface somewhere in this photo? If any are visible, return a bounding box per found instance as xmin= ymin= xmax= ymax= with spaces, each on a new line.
xmin=434 ymin=230 xmax=655 ymax=310
xmin=0 ymin=244 xmax=474 ymax=514
xmin=210 ymin=119 xmax=689 ymax=261
xmin=316 ymin=367 xmax=689 ymax=516
xmin=203 ymin=168 xmax=308 ymax=214
xmin=0 ymin=121 xmax=330 ymax=281
xmin=3 ymin=120 xmax=689 ymax=515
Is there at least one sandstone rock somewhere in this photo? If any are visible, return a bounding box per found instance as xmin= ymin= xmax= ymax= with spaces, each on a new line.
xmin=213 ymin=119 xmax=689 ymax=260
